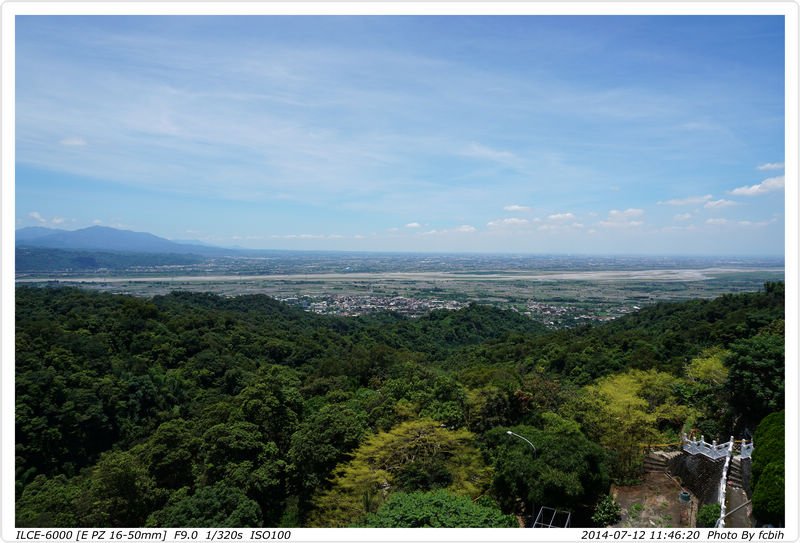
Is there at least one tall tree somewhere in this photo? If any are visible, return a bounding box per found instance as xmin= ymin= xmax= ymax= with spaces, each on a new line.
xmin=484 ymin=413 xmax=609 ymax=516
xmin=309 ymin=418 xmax=490 ymax=527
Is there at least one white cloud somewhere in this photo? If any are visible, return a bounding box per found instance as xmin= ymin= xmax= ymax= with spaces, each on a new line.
xmin=599 ymin=220 xmax=644 ymax=229
xmin=705 ymin=218 xmax=728 ymax=225
xmin=548 ymin=212 xmax=575 ymax=221
xmin=738 ymin=218 xmax=777 ymax=227
xmin=28 ymin=211 xmax=69 ymax=225
xmin=405 ymin=222 xmax=421 ymax=228
xmin=704 ymin=199 xmax=737 ymax=209
xmin=674 ymin=213 xmax=692 ymax=221
xmin=92 ymin=219 xmax=103 ymax=224
xmin=757 ymin=162 xmax=784 ymax=171
xmin=729 ymin=176 xmax=785 ymax=196
xmin=503 ymin=204 xmax=531 ymax=212
xmin=419 ymin=224 xmax=477 ymax=235
xmin=28 ymin=211 xmax=46 ymax=224
xmin=658 ymin=194 xmax=713 ymax=206
xmin=608 ymin=208 xmax=644 ymax=219
xmin=487 ymin=217 xmax=529 ymax=228
xmin=599 ymin=208 xmax=645 ymax=229
xmin=59 ymin=136 xmax=87 ymax=146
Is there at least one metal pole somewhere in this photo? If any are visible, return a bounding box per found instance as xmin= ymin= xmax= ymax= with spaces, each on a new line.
xmin=507 ymin=430 xmax=536 ymax=526
xmin=507 ymin=430 xmax=536 ymax=455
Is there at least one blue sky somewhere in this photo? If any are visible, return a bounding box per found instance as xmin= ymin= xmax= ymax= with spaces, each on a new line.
xmin=15 ymin=15 xmax=786 ymax=255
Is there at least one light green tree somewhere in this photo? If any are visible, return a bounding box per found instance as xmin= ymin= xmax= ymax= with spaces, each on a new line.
xmin=577 ymin=369 xmax=695 ymax=481
xmin=309 ymin=418 xmax=490 ymax=527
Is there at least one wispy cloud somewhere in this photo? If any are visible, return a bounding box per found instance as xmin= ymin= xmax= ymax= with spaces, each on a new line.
xmin=704 ymin=199 xmax=737 ymax=209
xmin=503 ymin=204 xmax=531 ymax=212
xmin=658 ymin=195 xmax=713 ymax=206
xmin=738 ymin=218 xmax=776 ymax=227
xmin=729 ymin=176 xmax=785 ymax=196
xmin=706 ymin=218 xmax=728 ymax=225
xmin=270 ymin=233 xmax=348 ymax=240
xmin=59 ymin=136 xmax=87 ymax=146
xmin=757 ymin=162 xmax=784 ymax=171
xmin=405 ymin=222 xmax=421 ymax=228
xmin=674 ymin=213 xmax=692 ymax=221
xmin=461 ymin=143 xmax=516 ymax=164
xmin=662 ymin=224 xmax=697 ymax=232
xmin=548 ymin=212 xmax=575 ymax=221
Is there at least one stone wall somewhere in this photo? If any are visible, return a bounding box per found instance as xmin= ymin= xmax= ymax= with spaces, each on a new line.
xmin=666 ymin=453 xmax=725 ymax=506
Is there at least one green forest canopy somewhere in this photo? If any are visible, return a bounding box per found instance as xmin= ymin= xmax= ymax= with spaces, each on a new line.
xmin=15 ymin=283 xmax=785 ymax=527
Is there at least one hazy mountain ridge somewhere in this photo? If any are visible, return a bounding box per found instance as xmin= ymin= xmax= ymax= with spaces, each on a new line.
xmin=15 ymin=226 xmax=228 ymax=255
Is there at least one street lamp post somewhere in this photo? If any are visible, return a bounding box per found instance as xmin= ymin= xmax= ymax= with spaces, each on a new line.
xmin=507 ymin=430 xmax=536 ymax=455
xmin=507 ymin=430 xmax=536 ymax=526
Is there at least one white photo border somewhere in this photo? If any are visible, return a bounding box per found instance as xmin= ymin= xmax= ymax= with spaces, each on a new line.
xmin=2 ymin=2 xmax=797 ymax=542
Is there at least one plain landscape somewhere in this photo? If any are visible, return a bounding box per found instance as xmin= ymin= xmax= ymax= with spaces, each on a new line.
xmin=15 ymin=226 xmax=785 ymax=327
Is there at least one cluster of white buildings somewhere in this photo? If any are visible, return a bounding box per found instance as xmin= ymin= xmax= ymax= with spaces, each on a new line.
xmin=281 ymin=295 xmax=467 ymax=317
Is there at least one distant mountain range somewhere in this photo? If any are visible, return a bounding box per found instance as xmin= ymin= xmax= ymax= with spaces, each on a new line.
xmin=15 ymin=226 xmax=231 ymax=255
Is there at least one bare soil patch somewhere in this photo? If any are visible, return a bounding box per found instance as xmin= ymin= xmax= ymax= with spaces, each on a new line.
xmin=612 ymin=473 xmax=697 ymax=528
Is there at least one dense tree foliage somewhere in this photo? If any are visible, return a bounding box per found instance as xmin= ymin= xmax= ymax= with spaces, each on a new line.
xmin=483 ymin=414 xmax=608 ymax=515
xmin=751 ymin=411 xmax=784 ymax=526
xmin=15 ymin=283 xmax=784 ymax=527
xmin=752 ymin=462 xmax=784 ymax=527
xmin=359 ymin=490 xmax=516 ymax=527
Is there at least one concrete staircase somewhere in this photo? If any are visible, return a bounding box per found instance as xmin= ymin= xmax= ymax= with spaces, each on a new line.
xmin=728 ymin=457 xmax=744 ymax=488
xmin=644 ymin=451 xmax=683 ymax=473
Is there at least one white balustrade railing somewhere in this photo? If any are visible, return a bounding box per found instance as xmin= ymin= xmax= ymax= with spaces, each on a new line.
xmin=681 ymin=433 xmax=753 ymax=460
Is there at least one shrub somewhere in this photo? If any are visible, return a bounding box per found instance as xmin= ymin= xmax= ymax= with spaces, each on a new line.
xmin=697 ymin=503 xmax=721 ymax=527
xmin=592 ymin=495 xmax=622 ymax=527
